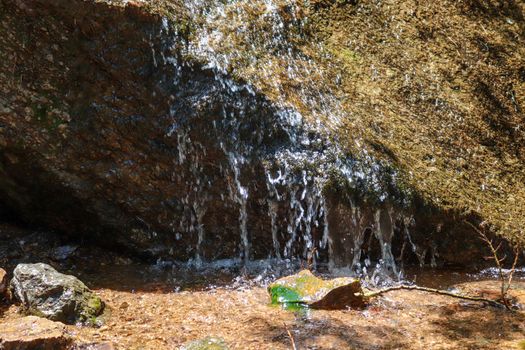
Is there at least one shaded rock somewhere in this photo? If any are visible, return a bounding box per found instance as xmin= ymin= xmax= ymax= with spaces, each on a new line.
xmin=0 ymin=267 xmax=6 ymax=296
xmin=10 ymin=263 xmax=105 ymax=325
xmin=51 ymin=245 xmax=78 ymax=261
xmin=0 ymin=316 xmax=72 ymax=350
xmin=0 ymin=225 xmax=64 ymax=267
xmin=181 ymin=337 xmax=229 ymax=350
xmin=268 ymin=270 xmax=366 ymax=310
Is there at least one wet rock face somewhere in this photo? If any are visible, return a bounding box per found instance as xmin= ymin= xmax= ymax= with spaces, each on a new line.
xmin=0 ymin=0 xmax=308 ymax=262
xmin=0 ymin=0 xmax=486 ymax=268
xmin=0 ymin=0 xmax=312 ymax=262
xmin=0 ymin=316 xmax=72 ymax=350
xmin=10 ymin=263 xmax=104 ymax=325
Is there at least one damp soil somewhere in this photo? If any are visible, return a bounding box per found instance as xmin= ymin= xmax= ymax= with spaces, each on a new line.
xmin=2 ymin=263 xmax=525 ymax=350
xmin=1 ymin=227 xmax=524 ymax=349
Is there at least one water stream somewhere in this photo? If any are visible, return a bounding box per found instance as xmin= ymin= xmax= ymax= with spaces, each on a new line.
xmin=137 ymin=0 xmax=466 ymax=276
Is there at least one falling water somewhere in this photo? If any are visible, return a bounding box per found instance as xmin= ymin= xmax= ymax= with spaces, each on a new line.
xmin=147 ymin=0 xmax=444 ymax=277
xmin=227 ymin=152 xmax=250 ymax=261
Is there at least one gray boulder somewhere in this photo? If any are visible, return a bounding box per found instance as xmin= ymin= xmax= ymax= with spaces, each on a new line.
xmin=10 ymin=263 xmax=104 ymax=325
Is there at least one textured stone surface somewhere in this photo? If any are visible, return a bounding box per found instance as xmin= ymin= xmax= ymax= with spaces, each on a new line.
xmin=0 ymin=0 xmax=311 ymax=261
xmin=0 ymin=267 xmax=6 ymax=296
xmin=10 ymin=263 xmax=104 ymax=325
xmin=0 ymin=316 xmax=72 ymax=350
xmin=268 ymin=269 xmax=366 ymax=310
xmin=73 ymin=342 xmax=116 ymax=350
xmin=0 ymin=0 xmax=501 ymax=268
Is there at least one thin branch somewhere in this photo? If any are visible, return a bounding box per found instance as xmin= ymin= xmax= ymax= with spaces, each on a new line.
xmin=465 ymin=220 xmax=510 ymax=308
xmin=505 ymin=246 xmax=520 ymax=295
xmin=364 ymin=285 xmax=506 ymax=309
xmin=283 ymin=322 xmax=297 ymax=350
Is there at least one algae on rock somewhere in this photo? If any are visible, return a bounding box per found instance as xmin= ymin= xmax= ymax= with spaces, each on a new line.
xmin=268 ymin=269 xmax=366 ymax=310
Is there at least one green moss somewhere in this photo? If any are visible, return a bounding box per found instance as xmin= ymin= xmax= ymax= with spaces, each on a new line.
xmin=31 ymin=97 xmax=68 ymax=132
xmin=329 ymin=46 xmax=362 ymax=66
xmin=79 ymin=294 xmax=105 ymax=326
xmin=268 ymin=270 xmax=364 ymax=310
xmin=86 ymin=295 xmax=103 ymax=313
xmin=269 ymin=285 xmax=302 ymax=305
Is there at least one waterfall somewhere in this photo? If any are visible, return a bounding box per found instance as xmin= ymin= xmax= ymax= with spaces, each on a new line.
xmin=150 ymin=0 xmax=431 ymax=275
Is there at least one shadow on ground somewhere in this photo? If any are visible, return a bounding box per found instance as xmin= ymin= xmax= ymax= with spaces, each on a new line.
xmin=431 ymin=302 xmax=525 ymax=347
xmin=249 ymin=315 xmax=408 ymax=350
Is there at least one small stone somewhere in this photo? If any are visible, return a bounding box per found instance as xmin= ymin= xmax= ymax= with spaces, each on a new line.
xmin=51 ymin=245 xmax=78 ymax=261
xmin=10 ymin=263 xmax=105 ymax=325
xmin=0 ymin=316 xmax=72 ymax=350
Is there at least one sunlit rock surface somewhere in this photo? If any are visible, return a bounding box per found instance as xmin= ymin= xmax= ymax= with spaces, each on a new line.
xmin=0 ymin=316 xmax=72 ymax=350
xmin=0 ymin=0 xmax=522 ymax=269
xmin=0 ymin=267 xmax=6 ymax=296
xmin=11 ymin=263 xmax=105 ymax=325
xmin=268 ymin=269 xmax=366 ymax=309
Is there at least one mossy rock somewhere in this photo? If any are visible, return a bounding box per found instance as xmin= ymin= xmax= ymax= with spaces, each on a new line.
xmin=10 ymin=263 xmax=105 ymax=326
xmin=268 ymin=270 xmax=366 ymax=310
xmin=181 ymin=337 xmax=229 ymax=350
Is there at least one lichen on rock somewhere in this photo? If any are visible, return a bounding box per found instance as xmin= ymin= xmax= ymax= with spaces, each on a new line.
xmin=10 ymin=263 xmax=105 ymax=325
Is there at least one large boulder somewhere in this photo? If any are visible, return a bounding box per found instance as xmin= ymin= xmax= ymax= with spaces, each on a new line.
xmin=0 ymin=0 xmax=507 ymax=269
xmin=10 ymin=263 xmax=105 ymax=325
xmin=0 ymin=0 xmax=411 ymax=267
xmin=0 ymin=316 xmax=72 ymax=350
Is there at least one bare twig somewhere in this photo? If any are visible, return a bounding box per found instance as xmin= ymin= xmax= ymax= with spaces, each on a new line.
xmin=506 ymin=245 xmax=520 ymax=295
xmin=364 ymin=285 xmax=506 ymax=308
xmin=465 ymin=221 xmax=521 ymax=309
xmin=283 ymin=322 xmax=297 ymax=350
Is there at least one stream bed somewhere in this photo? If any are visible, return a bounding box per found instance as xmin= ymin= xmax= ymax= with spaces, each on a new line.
xmin=1 ymin=225 xmax=524 ymax=349
xmin=3 ymin=259 xmax=525 ymax=349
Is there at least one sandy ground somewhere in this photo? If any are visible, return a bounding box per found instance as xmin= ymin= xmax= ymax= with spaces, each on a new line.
xmin=2 ymin=278 xmax=524 ymax=350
